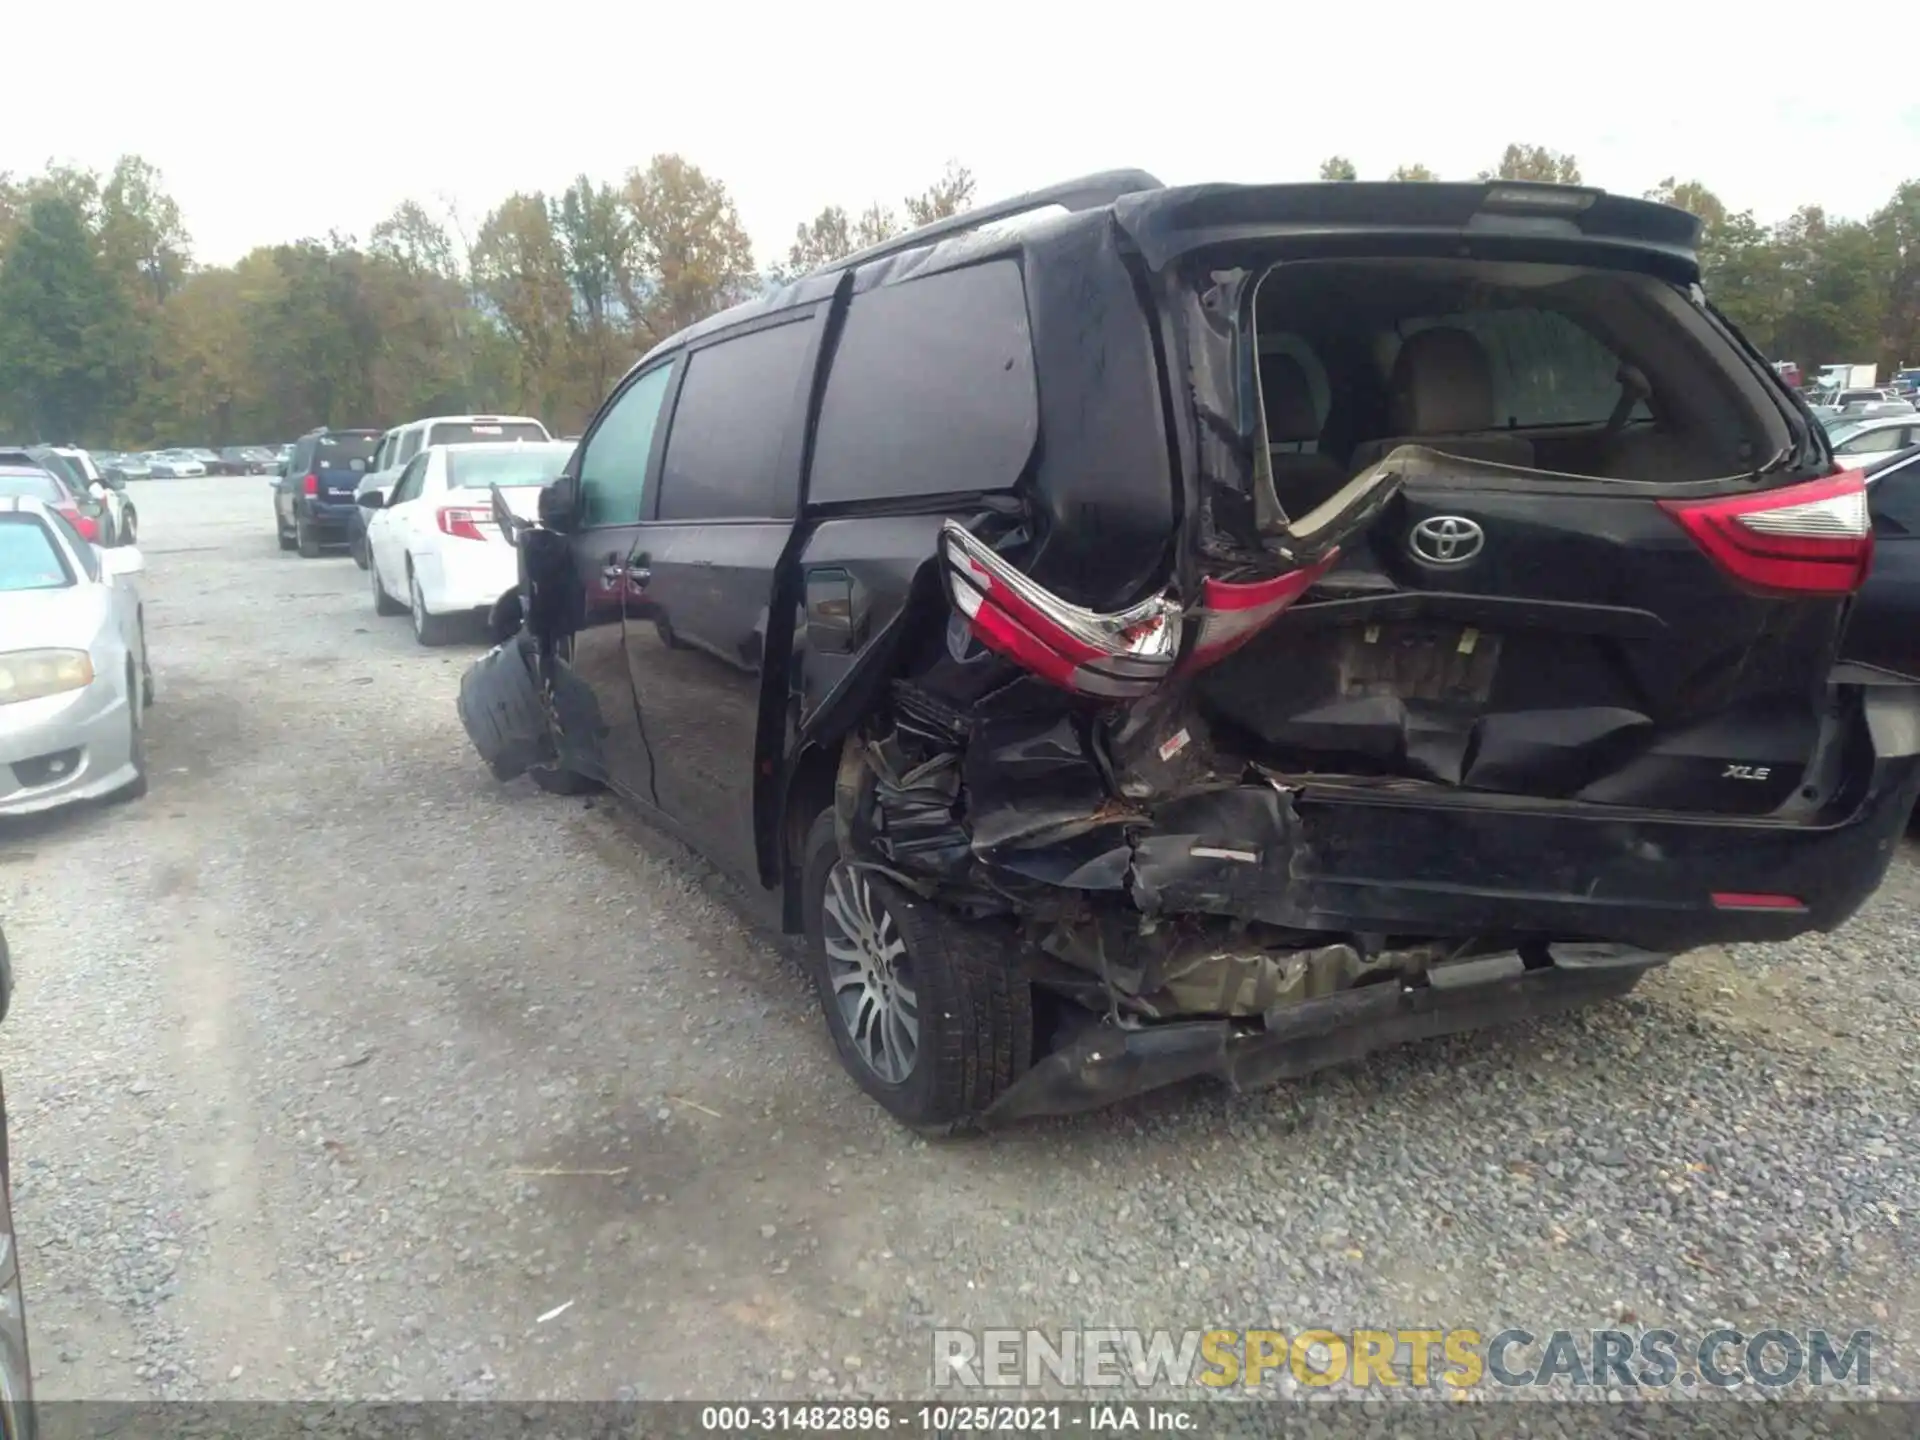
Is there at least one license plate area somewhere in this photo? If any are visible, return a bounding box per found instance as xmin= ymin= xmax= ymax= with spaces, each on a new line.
xmin=1336 ymin=622 xmax=1501 ymax=705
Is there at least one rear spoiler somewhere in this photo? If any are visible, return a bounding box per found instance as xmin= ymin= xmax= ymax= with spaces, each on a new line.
xmin=1112 ymin=181 xmax=1703 ymax=276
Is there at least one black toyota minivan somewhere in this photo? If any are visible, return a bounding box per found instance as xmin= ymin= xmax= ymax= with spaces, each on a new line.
xmin=461 ymin=171 xmax=1920 ymax=1128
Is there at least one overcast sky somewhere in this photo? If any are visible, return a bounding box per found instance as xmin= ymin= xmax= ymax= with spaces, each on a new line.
xmin=10 ymin=1 xmax=1915 ymax=270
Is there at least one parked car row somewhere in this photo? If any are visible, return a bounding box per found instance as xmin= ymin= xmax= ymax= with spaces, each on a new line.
xmin=268 ymin=416 xmax=573 ymax=647
xmin=0 ymin=474 xmax=151 ymax=819
xmin=0 ymin=449 xmax=136 ymax=547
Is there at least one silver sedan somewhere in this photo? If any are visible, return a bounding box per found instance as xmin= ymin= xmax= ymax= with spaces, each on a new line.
xmin=0 ymin=496 xmax=152 ymax=817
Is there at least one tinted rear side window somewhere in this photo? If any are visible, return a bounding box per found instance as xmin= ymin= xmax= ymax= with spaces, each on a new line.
xmin=656 ymin=320 xmax=812 ymax=521
xmin=1870 ymin=458 xmax=1920 ymax=535
xmin=427 ymin=420 xmax=548 ymax=446
xmin=810 ymin=261 xmax=1038 ymax=504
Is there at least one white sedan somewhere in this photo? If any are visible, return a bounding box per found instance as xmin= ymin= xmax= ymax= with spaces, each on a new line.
xmin=362 ymin=441 xmax=575 ymax=646
xmin=0 ymin=496 xmax=151 ymax=816
xmin=1827 ymin=415 xmax=1920 ymax=459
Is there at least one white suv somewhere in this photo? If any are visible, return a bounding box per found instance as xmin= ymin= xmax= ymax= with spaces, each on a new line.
xmin=349 ymin=415 xmax=549 ymax=568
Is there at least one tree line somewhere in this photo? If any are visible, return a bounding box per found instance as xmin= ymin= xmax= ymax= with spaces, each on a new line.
xmin=0 ymin=144 xmax=1913 ymax=448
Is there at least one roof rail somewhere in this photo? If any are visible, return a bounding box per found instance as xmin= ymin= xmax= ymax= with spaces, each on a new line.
xmin=817 ymin=168 xmax=1165 ymax=277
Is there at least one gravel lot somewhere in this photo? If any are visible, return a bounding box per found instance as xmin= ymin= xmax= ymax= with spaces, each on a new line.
xmin=0 ymin=476 xmax=1914 ymax=1407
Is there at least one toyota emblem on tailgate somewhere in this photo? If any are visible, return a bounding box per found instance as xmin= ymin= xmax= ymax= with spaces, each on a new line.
xmin=1409 ymin=515 xmax=1485 ymax=566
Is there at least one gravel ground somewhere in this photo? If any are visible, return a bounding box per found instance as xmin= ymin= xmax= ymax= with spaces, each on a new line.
xmin=0 ymin=477 xmax=1913 ymax=1412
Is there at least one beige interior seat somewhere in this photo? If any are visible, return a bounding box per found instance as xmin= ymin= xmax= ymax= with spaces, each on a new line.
xmin=1260 ymin=352 xmax=1348 ymax=519
xmin=1346 ymin=327 xmax=1537 ymax=474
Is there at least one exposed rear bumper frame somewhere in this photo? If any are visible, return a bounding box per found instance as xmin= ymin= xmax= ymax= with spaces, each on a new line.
xmin=984 ymin=943 xmax=1667 ymax=1124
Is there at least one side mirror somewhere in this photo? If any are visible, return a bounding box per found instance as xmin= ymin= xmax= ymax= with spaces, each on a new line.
xmin=357 ymin=490 xmax=384 ymax=510
xmin=100 ymin=546 xmax=145 ymax=578
xmin=537 ymin=473 xmax=579 ymax=531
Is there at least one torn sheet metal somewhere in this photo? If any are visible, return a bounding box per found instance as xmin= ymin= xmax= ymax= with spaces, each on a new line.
xmin=1104 ymin=686 xmax=1225 ymax=800
xmin=1034 ymin=913 xmax=1426 ymax=1020
xmin=1129 ymin=784 xmax=1304 ymax=918
xmin=963 ymin=713 xmax=1141 ymax=868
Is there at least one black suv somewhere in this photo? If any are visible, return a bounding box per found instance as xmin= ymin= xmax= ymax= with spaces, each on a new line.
xmin=460 ymin=172 xmax=1920 ymax=1129
xmin=273 ymin=428 xmax=381 ymax=556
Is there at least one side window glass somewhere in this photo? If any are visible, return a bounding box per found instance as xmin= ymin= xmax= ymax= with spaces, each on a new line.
xmin=1872 ymin=465 xmax=1920 ymax=535
xmin=1849 ymin=428 xmax=1905 ymax=455
xmin=397 ymin=430 xmax=423 ymax=466
xmin=579 ymin=364 xmax=676 ymax=527
xmin=811 ymin=263 xmax=1037 ymax=504
xmin=391 ymin=457 xmax=428 ymax=505
xmin=657 ymin=321 xmax=812 ymax=522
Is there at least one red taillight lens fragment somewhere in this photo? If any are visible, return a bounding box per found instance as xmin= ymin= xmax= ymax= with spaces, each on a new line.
xmin=1711 ymin=891 xmax=1806 ymax=911
xmin=301 ymin=474 xmax=319 ymax=496
xmin=1178 ymin=551 xmax=1340 ymax=672
xmin=1658 ymin=471 xmax=1872 ymax=596
xmin=437 ymin=506 xmax=490 ymax=542
xmin=939 ymin=520 xmax=1182 ymax=699
xmin=58 ymin=504 xmax=96 ymax=542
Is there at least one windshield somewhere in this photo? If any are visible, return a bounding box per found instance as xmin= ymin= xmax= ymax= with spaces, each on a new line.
xmin=313 ymin=434 xmax=380 ymax=469
xmin=446 ymin=443 xmax=576 ymax=489
xmin=426 ymin=420 xmax=548 ymax=446
xmin=0 ymin=470 xmax=66 ymax=503
xmin=0 ymin=513 xmax=74 ymax=591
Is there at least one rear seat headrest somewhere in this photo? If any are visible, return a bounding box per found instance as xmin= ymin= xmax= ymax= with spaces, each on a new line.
xmin=1389 ymin=327 xmax=1499 ymax=435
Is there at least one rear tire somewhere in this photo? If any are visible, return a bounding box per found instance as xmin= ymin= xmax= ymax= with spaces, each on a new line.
xmin=801 ymin=810 xmax=1030 ymax=1130
xmin=408 ymin=566 xmax=456 ymax=646
xmin=112 ymin=664 xmax=149 ymax=804
xmin=528 ymin=763 xmax=602 ymax=795
xmin=371 ymin=558 xmax=404 ymax=616
xmin=296 ymin=516 xmax=321 ymax=558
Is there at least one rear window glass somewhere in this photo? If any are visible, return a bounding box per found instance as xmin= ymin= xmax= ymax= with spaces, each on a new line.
xmin=0 ymin=470 xmax=65 ymax=503
xmin=0 ymin=514 xmax=73 ymax=591
xmin=446 ymin=445 xmax=575 ymax=490
xmin=314 ymin=434 xmax=379 ymax=469
xmin=1397 ymin=308 xmax=1647 ymax=428
xmin=427 ymin=421 xmax=547 ymax=446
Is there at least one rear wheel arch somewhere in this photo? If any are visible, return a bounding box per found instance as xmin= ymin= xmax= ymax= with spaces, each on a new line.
xmin=780 ymin=740 xmax=845 ymax=934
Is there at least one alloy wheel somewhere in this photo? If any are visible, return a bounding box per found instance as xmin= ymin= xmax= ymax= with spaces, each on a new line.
xmin=820 ymin=863 xmax=920 ymax=1083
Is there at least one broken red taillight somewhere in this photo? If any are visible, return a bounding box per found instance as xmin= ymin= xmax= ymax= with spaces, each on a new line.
xmin=939 ymin=520 xmax=1332 ymax=700
xmin=1658 ymin=470 xmax=1872 ymax=597
xmin=1711 ymin=891 xmax=1806 ymax=911
xmin=939 ymin=520 xmax=1183 ymax=699
xmin=1178 ymin=552 xmax=1339 ymax=672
